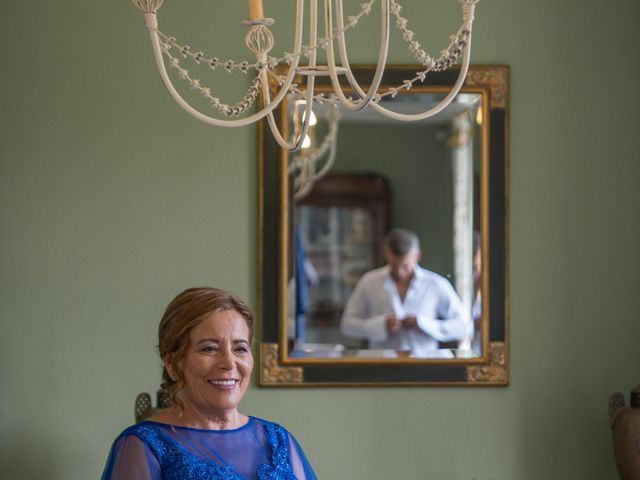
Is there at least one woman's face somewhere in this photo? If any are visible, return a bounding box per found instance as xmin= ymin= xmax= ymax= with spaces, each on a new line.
xmin=176 ymin=309 xmax=253 ymax=416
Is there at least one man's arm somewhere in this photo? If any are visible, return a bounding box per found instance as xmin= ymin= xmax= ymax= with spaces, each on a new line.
xmin=413 ymin=280 xmax=472 ymax=341
xmin=340 ymin=280 xmax=389 ymax=343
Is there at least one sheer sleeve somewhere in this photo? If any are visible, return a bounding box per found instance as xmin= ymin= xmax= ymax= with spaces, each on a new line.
xmin=101 ymin=434 xmax=161 ymax=480
xmin=288 ymin=434 xmax=317 ymax=480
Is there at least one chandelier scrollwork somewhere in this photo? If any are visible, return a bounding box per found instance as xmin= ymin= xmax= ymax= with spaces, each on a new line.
xmin=131 ymin=0 xmax=480 ymax=153
xmin=288 ymin=100 xmax=341 ymax=200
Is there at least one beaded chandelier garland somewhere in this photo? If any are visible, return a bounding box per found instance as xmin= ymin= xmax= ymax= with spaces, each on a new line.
xmin=131 ymin=0 xmax=480 ymax=152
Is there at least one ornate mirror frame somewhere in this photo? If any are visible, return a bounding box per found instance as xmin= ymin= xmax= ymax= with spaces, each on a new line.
xmin=258 ymin=65 xmax=509 ymax=386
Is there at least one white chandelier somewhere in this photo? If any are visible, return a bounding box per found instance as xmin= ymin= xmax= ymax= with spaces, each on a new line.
xmin=131 ymin=0 xmax=480 ymax=152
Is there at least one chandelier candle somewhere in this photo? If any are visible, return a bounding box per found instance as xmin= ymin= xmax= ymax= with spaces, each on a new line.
xmin=248 ymin=0 xmax=264 ymax=20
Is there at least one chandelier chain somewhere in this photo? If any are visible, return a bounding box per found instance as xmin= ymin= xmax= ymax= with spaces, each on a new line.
xmin=156 ymin=0 xmax=466 ymax=74
xmin=364 ymin=0 xmax=471 ymax=103
xmin=153 ymin=1 xmax=376 ymax=73
xmin=271 ymin=11 xmax=469 ymax=107
xmin=160 ymin=40 xmax=262 ymax=117
xmin=391 ymin=0 xmax=468 ymax=71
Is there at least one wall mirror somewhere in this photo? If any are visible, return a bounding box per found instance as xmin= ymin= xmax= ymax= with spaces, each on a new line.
xmin=258 ymin=65 xmax=508 ymax=386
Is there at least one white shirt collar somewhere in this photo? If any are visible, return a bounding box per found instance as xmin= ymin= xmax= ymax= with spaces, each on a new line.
xmin=383 ymin=264 xmax=425 ymax=285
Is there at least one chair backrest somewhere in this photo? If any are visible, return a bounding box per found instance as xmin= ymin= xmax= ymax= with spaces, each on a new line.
xmin=134 ymin=390 xmax=172 ymax=422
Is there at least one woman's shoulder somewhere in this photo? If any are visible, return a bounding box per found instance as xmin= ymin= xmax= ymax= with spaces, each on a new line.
xmin=111 ymin=418 xmax=181 ymax=450
xmin=109 ymin=420 xmax=185 ymax=463
xmin=114 ymin=421 xmax=164 ymax=442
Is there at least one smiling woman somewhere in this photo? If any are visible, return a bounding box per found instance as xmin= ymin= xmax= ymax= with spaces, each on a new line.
xmin=160 ymin=308 xmax=254 ymax=427
xmin=100 ymin=287 xmax=317 ymax=480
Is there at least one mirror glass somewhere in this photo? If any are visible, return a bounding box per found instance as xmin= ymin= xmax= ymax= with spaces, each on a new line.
xmin=259 ymin=65 xmax=508 ymax=386
xmin=286 ymin=92 xmax=484 ymax=360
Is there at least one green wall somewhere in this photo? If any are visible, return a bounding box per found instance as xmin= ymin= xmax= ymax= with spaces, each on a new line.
xmin=335 ymin=121 xmax=455 ymax=276
xmin=1 ymin=1 xmax=639 ymax=479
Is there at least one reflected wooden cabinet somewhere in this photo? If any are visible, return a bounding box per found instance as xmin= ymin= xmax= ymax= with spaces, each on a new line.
xmin=293 ymin=172 xmax=390 ymax=343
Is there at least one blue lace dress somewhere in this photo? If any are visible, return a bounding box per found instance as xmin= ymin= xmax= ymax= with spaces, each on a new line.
xmin=101 ymin=417 xmax=316 ymax=480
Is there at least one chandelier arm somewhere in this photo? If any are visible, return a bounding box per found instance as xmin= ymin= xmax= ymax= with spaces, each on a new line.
xmin=260 ymin=0 xmax=321 ymax=152
xmin=293 ymin=165 xmax=316 ymax=200
xmin=305 ymin=118 xmax=339 ymax=181
xmin=323 ymin=0 xmax=390 ymax=111
xmin=368 ymin=31 xmax=473 ymax=121
xmin=141 ymin=7 xmax=302 ymax=127
xmin=261 ymin=71 xmax=316 ymax=152
xmin=291 ymin=108 xmax=339 ymax=201
xmin=332 ymin=0 xmax=390 ymax=109
xmin=291 ymin=108 xmax=339 ymax=175
xmin=288 ymin=156 xmax=302 ymax=174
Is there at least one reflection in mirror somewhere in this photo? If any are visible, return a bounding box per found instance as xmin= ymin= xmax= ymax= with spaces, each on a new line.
xmin=286 ymin=91 xmax=485 ymax=360
xmin=258 ymin=65 xmax=509 ymax=386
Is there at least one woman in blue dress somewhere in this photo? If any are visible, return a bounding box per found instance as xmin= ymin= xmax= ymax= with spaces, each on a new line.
xmin=102 ymin=287 xmax=316 ymax=480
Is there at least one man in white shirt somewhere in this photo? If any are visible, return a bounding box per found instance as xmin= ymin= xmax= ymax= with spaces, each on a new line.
xmin=340 ymin=229 xmax=472 ymax=357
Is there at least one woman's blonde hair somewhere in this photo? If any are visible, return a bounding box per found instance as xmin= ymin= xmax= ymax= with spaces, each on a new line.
xmin=157 ymin=287 xmax=255 ymax=409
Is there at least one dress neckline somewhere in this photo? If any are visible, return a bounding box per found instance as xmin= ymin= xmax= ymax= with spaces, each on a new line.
xmin=140 ymin=416 xmax=254 ymax=434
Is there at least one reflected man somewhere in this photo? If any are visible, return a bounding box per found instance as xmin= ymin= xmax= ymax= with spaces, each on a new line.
xmin=340 ymin=228 xmax=472 ymax=357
